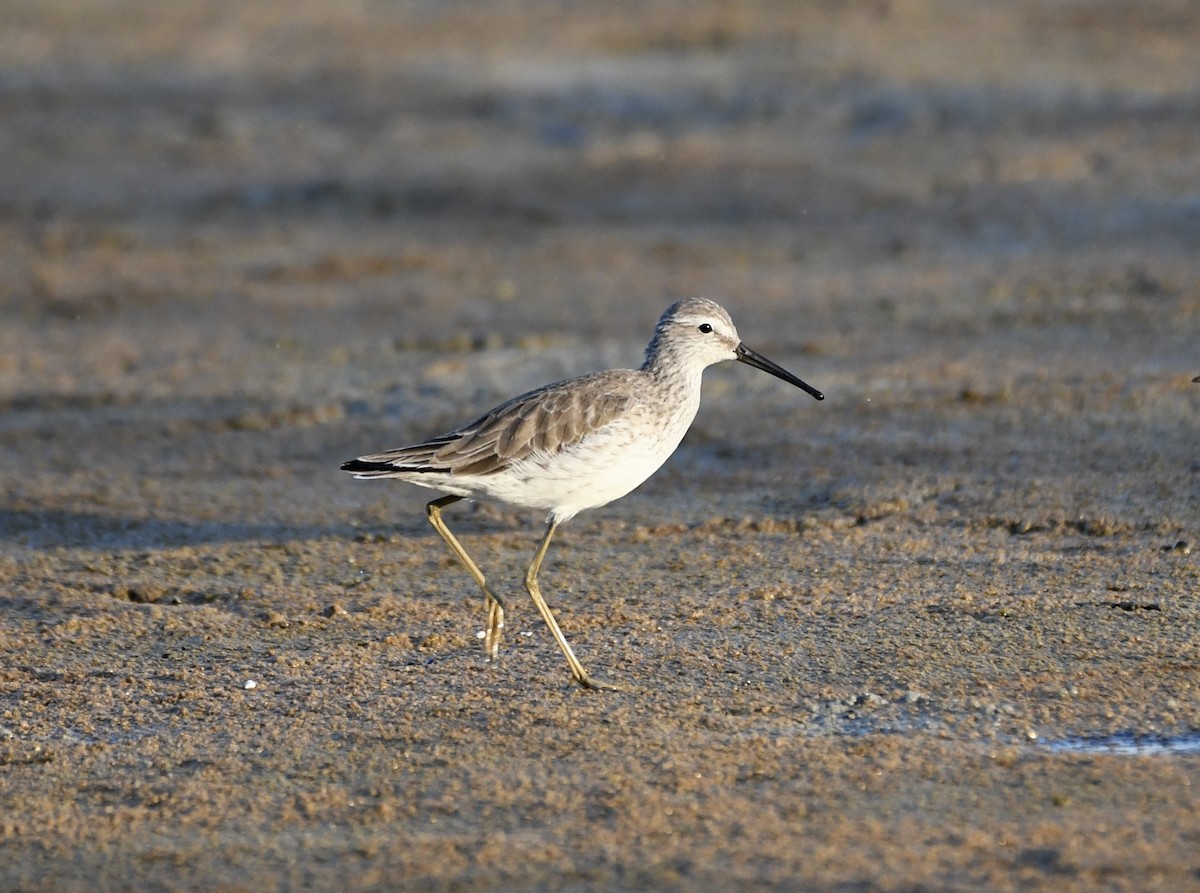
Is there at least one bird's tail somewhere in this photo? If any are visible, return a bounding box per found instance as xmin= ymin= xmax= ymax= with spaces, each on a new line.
xmin=340 ymin=458 xmax=411 ymax=479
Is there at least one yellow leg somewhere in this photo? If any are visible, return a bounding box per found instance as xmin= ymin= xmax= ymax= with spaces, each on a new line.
xmin=525 ymin=519 xmax=622 ymax=691
xmin=425 ymin=496 xmax=505 ymax=661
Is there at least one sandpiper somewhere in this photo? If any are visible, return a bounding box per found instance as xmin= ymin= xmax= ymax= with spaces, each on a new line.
xmin=342 ymin=297 xmax=823 ymax=690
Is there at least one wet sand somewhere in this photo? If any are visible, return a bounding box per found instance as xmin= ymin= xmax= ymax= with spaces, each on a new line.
xmin=2 ymin=2 xmax=1199 ymax=890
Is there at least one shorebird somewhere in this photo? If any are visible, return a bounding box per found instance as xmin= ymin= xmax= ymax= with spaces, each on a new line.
xmin=341 ymin=297 xmax=823 ymax=690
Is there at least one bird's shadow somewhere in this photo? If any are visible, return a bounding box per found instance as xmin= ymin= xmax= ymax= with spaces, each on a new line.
xmin=0 ymin=506 xmax=354 ymax=552
xmin=0 ymin=500 xmax=521 ymax=553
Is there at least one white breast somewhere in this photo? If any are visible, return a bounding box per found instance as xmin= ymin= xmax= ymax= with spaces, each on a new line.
xmin=478 ymin=378 xmax=703 ymax=521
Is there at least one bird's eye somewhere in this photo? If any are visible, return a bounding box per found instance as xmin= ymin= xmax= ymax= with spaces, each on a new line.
xmin=698 ymin=323 xmax=713 ymax=334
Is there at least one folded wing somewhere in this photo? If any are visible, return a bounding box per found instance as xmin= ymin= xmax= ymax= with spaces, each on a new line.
xmin=341 ymin=372 xmax=634 ymax=478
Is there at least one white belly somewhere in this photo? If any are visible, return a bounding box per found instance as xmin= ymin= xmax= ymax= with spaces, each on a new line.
xmin=412 ymin=384 xmax=700 ymax=523
xmin=398 ymin=374 xmax=704 ymax=522
xmin=484 ymin=411 xmax=691 ymax=521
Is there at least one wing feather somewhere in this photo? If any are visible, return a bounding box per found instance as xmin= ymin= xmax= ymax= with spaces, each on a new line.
xmin=342 ymin=371 xmax=636 ymax=478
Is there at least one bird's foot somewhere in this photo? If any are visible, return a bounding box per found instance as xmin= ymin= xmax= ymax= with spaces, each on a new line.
xmin=574 ymin=672 xmax=626 ymax=693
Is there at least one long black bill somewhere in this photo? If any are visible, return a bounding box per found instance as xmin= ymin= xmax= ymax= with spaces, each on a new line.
xmin=736 ymin=343 xmax=824 ymax=401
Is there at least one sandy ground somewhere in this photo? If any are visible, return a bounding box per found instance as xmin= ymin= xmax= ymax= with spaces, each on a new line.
xmin=2 ymin=1 xmax=1200 ymax=890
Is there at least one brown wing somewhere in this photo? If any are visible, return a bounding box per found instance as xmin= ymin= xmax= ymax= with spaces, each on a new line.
xmin=343 ymin=371 xmax=635 ymax=478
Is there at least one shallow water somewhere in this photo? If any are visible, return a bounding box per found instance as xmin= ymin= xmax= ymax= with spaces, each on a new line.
xmin=1045 ymin=733 xmax=1200 ymax=757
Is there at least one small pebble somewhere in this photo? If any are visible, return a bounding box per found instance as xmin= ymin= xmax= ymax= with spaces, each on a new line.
xmin=263 ymin=611 xmax=289 ymax=628
xmin=244 ymin=680 xmax=258 ymax=690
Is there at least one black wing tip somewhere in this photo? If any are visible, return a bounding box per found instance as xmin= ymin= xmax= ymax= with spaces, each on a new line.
xmin=341 ymin=459 xmax=390 ymax=473
xmin=341 ymin=457 xmax=450 ymax=475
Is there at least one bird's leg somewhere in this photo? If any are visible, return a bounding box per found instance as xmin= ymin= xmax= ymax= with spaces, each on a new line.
xmin=525 ymin=519 xmax=623 ymax=692
xmin=425 ymin=496 xmax=505 ymax=662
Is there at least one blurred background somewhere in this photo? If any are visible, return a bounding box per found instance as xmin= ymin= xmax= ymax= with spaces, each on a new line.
xmin=1 ymin=0 xmax=1198 ymax=529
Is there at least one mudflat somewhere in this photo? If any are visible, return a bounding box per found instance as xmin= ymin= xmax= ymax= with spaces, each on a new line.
xmin=1 ymin=2 xmax=1198 ymax=890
